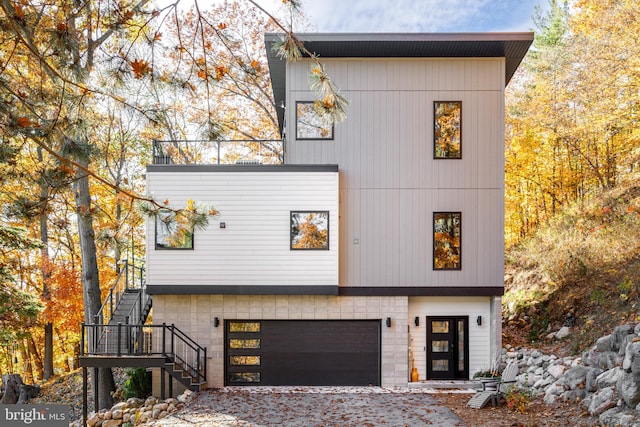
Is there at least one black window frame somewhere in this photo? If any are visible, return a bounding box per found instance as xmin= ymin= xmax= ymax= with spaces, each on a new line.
xmin=433 ymin=101 xmax=462 ymax=159
xmin=295 ymin=101 xmax=334 ymax=141
xmin=433 ymin=211 xmax=462 ymax=270
xmin=154 ymin=209 xmax=194 ymax=250
xmin=290 ymin=210 xmax=330 ymax=250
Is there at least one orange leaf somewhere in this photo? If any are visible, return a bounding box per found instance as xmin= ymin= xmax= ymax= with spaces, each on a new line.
xmin=13 ymin=5 xmax=25 ymax=20
xmin=197 ymin=69 xmax=207 ymax=80
xmin=214 ymin=65 xmax=228 ymax=81
xmin=153 ymin=32 xmax=162 ymax=42
xmin=122 ymin=9 xmax=134 ymax=22
xmin=131 ymin=58 xmax=151 ymax=78
xmin=218 ymin=22 xmax=227 ymax=30
xmin=16 ymin=117 xmax=33 ymax=128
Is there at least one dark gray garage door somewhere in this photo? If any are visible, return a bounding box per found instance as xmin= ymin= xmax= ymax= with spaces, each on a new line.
xmin=225 ymin=320 xmax=381 ymax=386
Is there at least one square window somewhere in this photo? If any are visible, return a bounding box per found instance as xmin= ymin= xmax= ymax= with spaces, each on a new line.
xmin=290 ymin=211 xmax=329 ymax=250
xmin=434 ymin=101 xmax=461 ymax=159
xmin=155 ymin=209 xmax=194 ymax=249
xmin=296 ymin=101 xmax=334 ymax=140
xmin=433 ymin=212 xmax=461 ymax=270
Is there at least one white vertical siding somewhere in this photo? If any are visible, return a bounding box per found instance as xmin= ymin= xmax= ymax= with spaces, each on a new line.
xmin=287 ymin=57 xmax=505 ymax=289
xmin=146 ymin=171 xmax=338 ymax=287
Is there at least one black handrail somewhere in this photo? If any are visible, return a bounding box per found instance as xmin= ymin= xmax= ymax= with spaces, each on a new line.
xmin=81 ymin=323 xmax=207 ymax=385
xmin=96 ymin=260 xmax=146 ymax=325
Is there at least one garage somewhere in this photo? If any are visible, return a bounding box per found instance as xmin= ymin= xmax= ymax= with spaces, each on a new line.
xmin=225 ymin=320 xmax=381 ymax=386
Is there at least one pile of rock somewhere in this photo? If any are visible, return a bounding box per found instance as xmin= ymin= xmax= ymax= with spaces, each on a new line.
xmin=72 ymin=390 xmax=195 ymax=427
xmin=501 ymin=323 xmax=640 ymax=426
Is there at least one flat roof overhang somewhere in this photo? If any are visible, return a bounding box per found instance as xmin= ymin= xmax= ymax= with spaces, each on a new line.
xmin=265 ymin=32 xmax=534 ymax=135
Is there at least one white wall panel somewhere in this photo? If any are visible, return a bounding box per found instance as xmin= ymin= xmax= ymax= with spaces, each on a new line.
xmin=408 ymin=297 xmax=492 ymax=381
xmin=286 ymin=56 xmax=505 ymax=290
xmin=339 ymin=188 xmax=502 ymax=287
xmin=146 ymin=171 xmax=338 ymax=287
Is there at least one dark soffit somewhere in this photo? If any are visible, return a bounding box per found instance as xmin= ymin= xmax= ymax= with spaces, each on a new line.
xmin=265 ymin=32 xmax=534 ymax=136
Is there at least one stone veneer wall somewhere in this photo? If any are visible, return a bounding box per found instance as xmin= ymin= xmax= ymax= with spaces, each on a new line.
xmin=151 ymin=294 xmax=409 ymax=391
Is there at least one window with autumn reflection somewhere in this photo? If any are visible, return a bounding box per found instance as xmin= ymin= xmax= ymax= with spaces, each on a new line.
xmin=434 ymin=101 xmax=461 ymax=159
xmin=433 ymin=212 xmax=461 ymax=270
xmin=155 ymin=209 xmax=194 ymax=249
xmin=290 ymin=211 xmax=329 ymax=250
xmin=296 ymin=101 xmax=334 ymax=140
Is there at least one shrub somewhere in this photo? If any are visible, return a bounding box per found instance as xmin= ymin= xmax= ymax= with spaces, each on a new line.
xmin=505 ymin=388 xmax=532 ymax=414
xmin=123 ymin=367 xmax=151 ymax=399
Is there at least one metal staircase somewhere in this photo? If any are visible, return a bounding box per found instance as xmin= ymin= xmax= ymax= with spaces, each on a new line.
xmin=80 ymin=260 xmax=207 ymax=392
xmin=96 ymin=260 xmax=151 ymax=327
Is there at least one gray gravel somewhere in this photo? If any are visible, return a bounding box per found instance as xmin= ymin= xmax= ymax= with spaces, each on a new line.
xmin=142 ymin=387 xmax=467 ymax=427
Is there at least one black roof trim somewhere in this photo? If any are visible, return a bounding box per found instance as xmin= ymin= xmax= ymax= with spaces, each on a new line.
xmin=147 ymin=284 xmax=339 ymax=295
xmin=146 ymin=164 xmax=339 ymax=173
xmin=339 ymin=286 xmax=504 ymax=297
xmin=265 ymin=32 xmax=534 ymax=135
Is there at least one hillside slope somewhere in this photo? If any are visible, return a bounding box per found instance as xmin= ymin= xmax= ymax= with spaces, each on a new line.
xmin=503 ymin=178 xmax=640 ymax=354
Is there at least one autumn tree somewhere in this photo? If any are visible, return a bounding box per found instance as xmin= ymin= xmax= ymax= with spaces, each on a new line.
xmin=0 ymin=0 xmax=345 ymax=405
xmin=0 ymin=225 xmax=44 ymax=376
xmin=505 ymin=0 xmax=640 ymax=245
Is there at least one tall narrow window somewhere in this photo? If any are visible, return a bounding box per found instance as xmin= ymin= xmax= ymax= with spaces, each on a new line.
xmin=296 ymin=101 xmax=334 ymax=140
xmin=434 ymin=101 xmax=461 ymax=159
xmin=433 ymin=212 xmax=461 ymax=270
xmin=290 ymin=211 xmax=329 ymax=250
xmin=155 ymin=209 xmax=194 ymax=249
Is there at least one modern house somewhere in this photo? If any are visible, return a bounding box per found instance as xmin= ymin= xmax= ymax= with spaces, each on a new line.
xmin=80 ymin=32 xmax=533 ymax=401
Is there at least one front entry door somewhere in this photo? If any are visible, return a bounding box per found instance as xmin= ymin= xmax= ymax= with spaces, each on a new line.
xmin=426 ymin=316 xmax=468 ymax=380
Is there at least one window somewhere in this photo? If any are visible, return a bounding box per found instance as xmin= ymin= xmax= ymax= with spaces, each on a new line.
xmin=229 ymin=322 xmax=260 ymax=333
xmin=433 ymin=212 xmax=461 ymax=270
xmin=227 ymin=321 xmax=262 ymax=385
xmin=229 ymin=355 xmax=261 ymax=366
xmin=155 ymin=209 xmax=193 ymax=249
xmin=296 ymin=101 xmax=334 ymax=140
xmin=434 ymin=101 xmax=461 ymax=159
xmin=229 ymin=339 xmax=261 ymax=349
xmin=290 ymin=211 xmax=329 ymax=250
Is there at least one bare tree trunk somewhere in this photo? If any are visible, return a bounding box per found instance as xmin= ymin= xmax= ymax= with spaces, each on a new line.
xmin=43 ymin=323 xmax=53 ymax=379
xmin=38 ymin=146 xmax=55 ymax=381
xmin=0 ymin=374 xmax=23 ymax=404
xmin=20 ymin=342 xmax=33 ymax=384
xmin=74 ymin=159 xmax=115 ymax=409
xmin=27 ymin=336 xmax=43 ymax=381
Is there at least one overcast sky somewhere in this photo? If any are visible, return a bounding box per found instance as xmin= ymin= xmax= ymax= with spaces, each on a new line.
xmin=257 ymin=0 xmax=545 ymax=33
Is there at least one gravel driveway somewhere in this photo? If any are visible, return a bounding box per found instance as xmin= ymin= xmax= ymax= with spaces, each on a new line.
xmin=141 ymin=387 xmax=467 ymax=427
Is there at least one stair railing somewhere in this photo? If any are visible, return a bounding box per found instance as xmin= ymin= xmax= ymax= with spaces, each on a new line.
xmin=122 ymin=282 xmax=151 ymax=327
xmin=81 ymin=323 xmax=207 ymax=386
xmin=162 ymin=323 xmax=207 ymax=385
xmin=95 ymin=259 xmax=145 ymax=325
